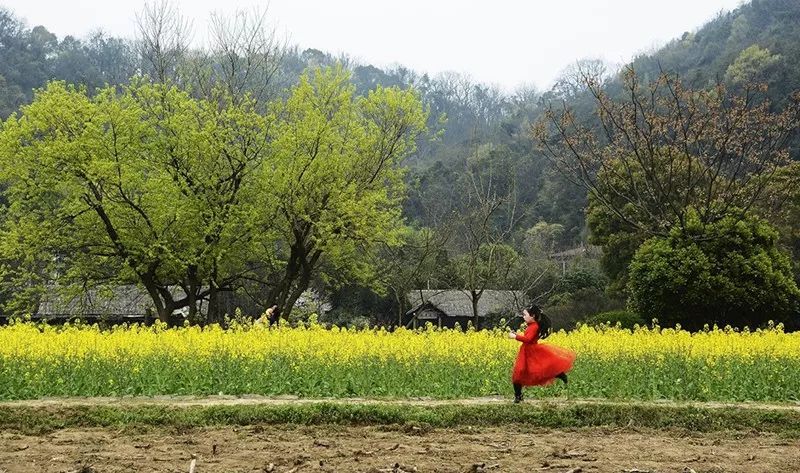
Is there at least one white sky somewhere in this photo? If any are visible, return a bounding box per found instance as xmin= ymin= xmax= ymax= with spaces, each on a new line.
xmin=1 ymin=0 xmax=746 ymax=91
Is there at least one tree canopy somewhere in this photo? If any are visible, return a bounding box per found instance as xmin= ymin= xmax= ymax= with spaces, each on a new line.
xmin=0 ymin=67 xmax=426 ymax=322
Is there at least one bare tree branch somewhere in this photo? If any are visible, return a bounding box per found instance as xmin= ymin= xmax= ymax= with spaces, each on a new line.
xmin=534 ymin=65 xmax=800 ymax=241
xmin=135 ymin=0 xmax=192 ymax=84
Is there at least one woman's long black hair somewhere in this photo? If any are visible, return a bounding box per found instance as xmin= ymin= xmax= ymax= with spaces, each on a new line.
xmin=528 ymin=305 xmax=552 ymax=339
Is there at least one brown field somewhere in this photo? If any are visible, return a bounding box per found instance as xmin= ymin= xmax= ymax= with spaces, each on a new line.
xmin=2 ymin=397 xmax=799 ymax=472
xmin=2 ymin=423 xmax=798 ymax=473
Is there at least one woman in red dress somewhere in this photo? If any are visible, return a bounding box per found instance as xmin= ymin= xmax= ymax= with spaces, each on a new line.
xmin=508 ymin=305 xmax=575 ymax=403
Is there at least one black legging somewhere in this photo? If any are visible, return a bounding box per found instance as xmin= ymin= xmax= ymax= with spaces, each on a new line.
xmin=513 ymin=383 xmax=522 ymax=398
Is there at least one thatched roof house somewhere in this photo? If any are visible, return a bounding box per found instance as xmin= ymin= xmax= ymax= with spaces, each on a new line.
xmin=550 ymin=245 xmax=602 ymax=274
xmin=549 ymin=245 xmax=602 ymax=260
xmin=23 ymin=284 xmax=295 ymax=324
xmin=404 ymin=289 xmax=527 ymax=328
xmin=33 ymin=285 xmax=158 ymax=322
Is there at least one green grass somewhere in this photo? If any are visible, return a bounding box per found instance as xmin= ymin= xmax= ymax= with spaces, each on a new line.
xmin=3 ymin=354 xmax=799 ymax=402
xmin=1 ymin=401 xmax=799 ymax=437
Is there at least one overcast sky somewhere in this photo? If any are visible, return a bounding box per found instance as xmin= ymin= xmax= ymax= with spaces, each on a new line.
xmin=2 ymin=0 xmax=745 ymax=91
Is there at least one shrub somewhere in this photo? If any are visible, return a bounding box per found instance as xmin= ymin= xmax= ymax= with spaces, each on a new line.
xmin=628 ymin=210 xmax=800 ymax=330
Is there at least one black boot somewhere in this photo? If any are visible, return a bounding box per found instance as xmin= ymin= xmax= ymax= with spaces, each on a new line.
xmin=556 ymin=372 xmax=568 ymax=384
xmin=513 ymin=383 xmax=523 ymax=403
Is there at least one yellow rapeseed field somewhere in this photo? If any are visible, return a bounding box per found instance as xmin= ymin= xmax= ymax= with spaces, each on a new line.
xmin=0 ymin=321 xmax=798 ymax=401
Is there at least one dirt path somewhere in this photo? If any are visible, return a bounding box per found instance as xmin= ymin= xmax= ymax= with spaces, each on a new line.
xmin=2 ymin=397 xmax=799 ymax=472
xmin=1 ymin=424 xmax=798 ymax=473
xmin=2 ymin=395 xmax=800 ymax=412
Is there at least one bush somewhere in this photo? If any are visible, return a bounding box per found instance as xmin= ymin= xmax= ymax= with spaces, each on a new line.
xmin=319 ymin=308 xmax=372 ymax=329
xmin=554 ymin=267 xmax=607 ymax=294
xmin=545 ymin=287 xmax=624 ymax=330
xmin=628 ymin=210 xmax=800 ymax=330
xmin=543 ymin=264 xmax=622 ymax=330
xmin=582 ymin=310 xmax=645 ymax=329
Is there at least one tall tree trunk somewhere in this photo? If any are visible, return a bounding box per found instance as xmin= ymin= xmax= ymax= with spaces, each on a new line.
xmin=268 ymin=220 xmax=326 ymax=322
xmin=208 ymin=283 xmax=220 ymax=324
xmin=283 ymin=264 xmax=314 ymax=319
xmin=186 ymin=265 xmax=199 ymax=324
xmin=270 ymin=230 xmax=306 ymax=319
xmin=206 ymin=262 xmax=222 ymax=325
xmin=155 ymin=303 xmax=172 ymax=324
xmin=140 ymin=272 xmax=171 ymax=324
xmin=271 ymin=254 xmax=301 ymax=320
xmin=471 ymin=290 xmax=481 ymax=329
xmin=271 ymin=246 xmax=323 ymax=321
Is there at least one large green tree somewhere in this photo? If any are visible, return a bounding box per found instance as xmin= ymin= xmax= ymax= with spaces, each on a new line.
xmin=628 ymin=210 xmax=799 ymax=329
xmin=536 ymin=68 xmax=800 ymax=291
xmin=757 ymin=162 xmax=800 ymax=280
xmin=249 ymin=66 xmax=428 ymax=318
xmin=0 ymin=80 xmax=273 ymax=322
xmin=0 ymin=66 xmax=427 ymax=323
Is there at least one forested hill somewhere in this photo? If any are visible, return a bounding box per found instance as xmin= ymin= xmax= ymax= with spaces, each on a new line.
xmin=0 ymin=0 xmax=798 ymax=246
xmin=1 ymin=0 xmax=799 ymax=326
xmin=2 ymin=0 xmax=798 ymax=154
xmin=630 ymin=0 xmax=800 ymax=105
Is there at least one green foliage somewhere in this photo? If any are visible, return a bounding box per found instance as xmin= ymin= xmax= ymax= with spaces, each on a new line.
xmin=272 ymin=66 xmax=426 ymax=278
xmin=544 ymin=264 xmax=622 ymax=330
xmin=523 ymin=221 xmax=564 ymax=256
xmin=0 ymin=10 xmax=137 ymax=119
xmin=757 ymin=163 xmax=800 ymax=283
xmin=0 ymin=66 xmax=427 ymax=321
xmin=262 ymin=66 xmax=427 ymax=315
xmin=585 ymin=148 xmax=726 ymax=293
xmin=554 ymin=267 xmax=607 ymax=295
xmin=3 ymin=0 xmax=800 ymax=321
xmin=533 ymin=171 xmax=588 ymax=245
xmin=546 ymin=288 xmax=622 ymax=331
xmin=585 ymin=164 xmax=645 ymax=290
xmin=3 ymin=402 xmax=800 ymax=436
xmin=0 ymin=80 xmax=273 ymax=320
xmin=451 ymin=244 xmax=521 ymax=289
xmin=630 ymin=0 xmax=800 ymax=108
xmin=725 ymin=44 xmax=783 ymax=85
xmin=582 ymin=310 xmax=645 ymax=329
xmin=628 ymin=210 xmax=800 ymax=329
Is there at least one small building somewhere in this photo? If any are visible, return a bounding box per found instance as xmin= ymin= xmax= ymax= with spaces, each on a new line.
xmin=30 ymin=284 xmax=240 ymax=324
xmin=33 ymin=284 xmax=156 ymax=324
xmin=404 ymin=289 xmax=527 ymax=329
xmin=19 ymin=284 xmax=296 ymax=325
xmin=550 ymin=245 xmax=602 ymax=274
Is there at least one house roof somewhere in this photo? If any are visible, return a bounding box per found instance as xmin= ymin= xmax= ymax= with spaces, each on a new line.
xmin=33 ymin=284 xmax=309 ymax=319
xmin=549 ymin=245 xmax=602 ymax=259
xmin=410 ymin=302 xmax=446 ymax=320
xmin=405 ymin=290 xmax=527 ymax=318
xmin=36 ymin=285 xmax=179 ymax=318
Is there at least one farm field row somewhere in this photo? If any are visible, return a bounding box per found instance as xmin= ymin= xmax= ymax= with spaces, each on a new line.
xmin=1 ymin=321 xmax=798 ymax=402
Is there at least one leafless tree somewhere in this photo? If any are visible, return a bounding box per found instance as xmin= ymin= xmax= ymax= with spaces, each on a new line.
xmin=534 ymin=65 xmax=800 ymax=238
xmin=377 ymin=225 xmax=454 ymax=326
xmin=550 ymin=58 xmax=612 ymax=101
xmin=136 ymin=1 xmax=285 ymax=105
xmin=448 ymin=152 xmax=550 ymax=327
xmin=200 ymin=7 xmax=286 ymax=104
xmin=135 ymin=0 xmax=192 ymax=84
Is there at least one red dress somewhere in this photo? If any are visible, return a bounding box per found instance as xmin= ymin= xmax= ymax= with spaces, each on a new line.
xmin=512 ymin=321 xmax=576 ymax=386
